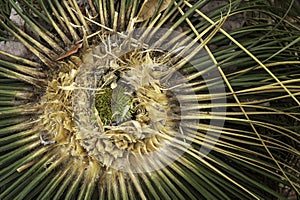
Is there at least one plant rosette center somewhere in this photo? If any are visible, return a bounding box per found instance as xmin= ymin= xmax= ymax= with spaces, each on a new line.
xmin=39 ymin=29 xmax=204 ymax=173
xmin=74 ymin=46 xmax=191 ymax=172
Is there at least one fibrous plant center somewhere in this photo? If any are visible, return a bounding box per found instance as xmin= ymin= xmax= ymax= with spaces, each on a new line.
xmin=39 ymin=46 xmax=183 ymax=171
xmin=78 ymin=50 xmax=183 ymax=169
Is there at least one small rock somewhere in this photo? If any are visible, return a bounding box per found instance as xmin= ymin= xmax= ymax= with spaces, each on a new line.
xmin=9 ymin=6 xmax=25 ymax=30
xmin=0 ymin=41 xmax=30 ymax=59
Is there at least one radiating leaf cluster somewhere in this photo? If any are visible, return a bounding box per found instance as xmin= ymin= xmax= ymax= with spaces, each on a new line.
xmin=0 ymin=0 xmax=299 ymax=199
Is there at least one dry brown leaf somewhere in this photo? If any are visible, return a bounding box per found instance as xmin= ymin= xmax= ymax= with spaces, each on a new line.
xmin=136 ymin=0 xmax=171 ymax=23
xmin=56 ymin=43 xmax=83 ymax=61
